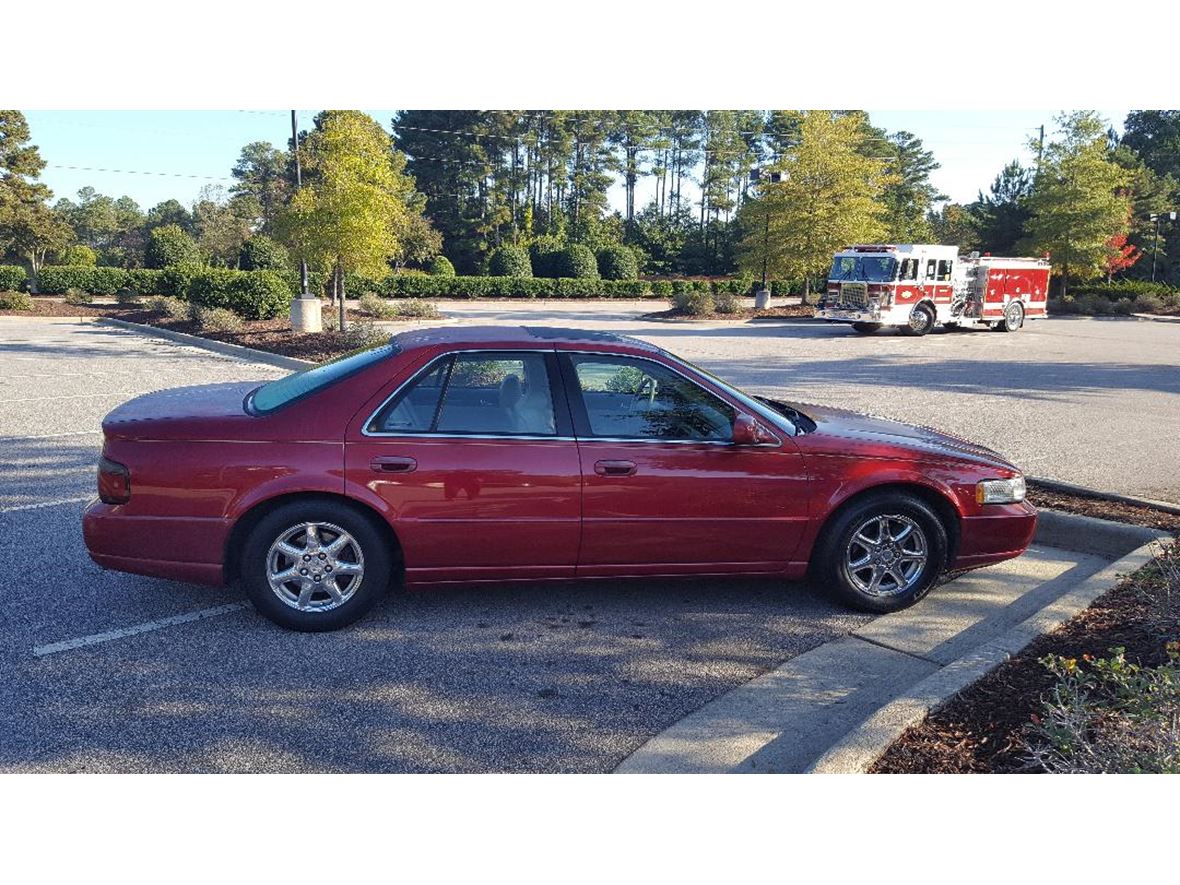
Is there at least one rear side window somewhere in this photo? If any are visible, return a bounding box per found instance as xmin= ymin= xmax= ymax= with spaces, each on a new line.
xmin=249 ymin=343 xmax=396 ymax=414
xmin=936 ymin=260 xmax=953 ymax=281
xmin=369 ymin=351 xmax=557 ymax=436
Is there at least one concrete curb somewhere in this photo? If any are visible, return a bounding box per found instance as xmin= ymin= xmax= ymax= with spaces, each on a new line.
xmin=807 ymin=527 xmax=1171 ymax=773
xmin=97 ymin=319 xmax=314 ymax=371
xmin=614 ymin=510 xmax=1171 ymax=774
xmin=1131 ymin=312 xmax=1180 ymax=323
xmin=1030 ymin=476 xmax=1180 ymax=515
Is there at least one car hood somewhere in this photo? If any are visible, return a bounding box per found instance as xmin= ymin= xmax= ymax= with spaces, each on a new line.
xmin=102 ymin=381 xmax=262 ymax=440
xmin=788 ymin=401 xmax=1018 ymax=470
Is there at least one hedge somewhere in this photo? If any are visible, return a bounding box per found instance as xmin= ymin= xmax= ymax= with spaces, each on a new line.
xmin=185 ymin=269 xmax=290 ymax=320
xmin=36 ymin=266 xmax=129 ymax=295
xmin=373 ymin=274 xmax=660 ymax=299
xmin=0 ymin=265 xmax=28 ymax=291
xmin=551 ymin=244 xmax=599 ymax=279
xmin=1070 ymin=279 xmax=1178 ymax=299
xmin=428 ymin=256 xmax=456 ymax=277
xmin=126 ymin=269 xmax=166 ymax=295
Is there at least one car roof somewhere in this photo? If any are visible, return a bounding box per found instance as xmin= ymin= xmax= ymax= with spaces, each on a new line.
xmin=391 ymin=325 xmax=663 ymax=354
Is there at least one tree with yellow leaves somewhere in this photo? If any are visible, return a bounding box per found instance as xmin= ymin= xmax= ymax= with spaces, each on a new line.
xmin=738 ymin=111 xmax=891 ymax=300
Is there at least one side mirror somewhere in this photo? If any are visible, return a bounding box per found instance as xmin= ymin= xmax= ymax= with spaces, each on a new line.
xmin=732 ymin=413 xmax=777 ymax=446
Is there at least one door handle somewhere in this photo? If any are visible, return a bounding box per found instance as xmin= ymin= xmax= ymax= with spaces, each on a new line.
xmin=370 ymin=456 xmax=417 ymax=473
xmin=594 ymin=459 xmax=637 ymax=477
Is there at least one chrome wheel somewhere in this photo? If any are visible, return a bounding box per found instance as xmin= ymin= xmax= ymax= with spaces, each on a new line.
xmin=1003 ymin=302 xmax=1024 ymax=332
xmin=908 ymin=305 xmax=933 ymax=334
xmin=265 ymin=521 xmax=365 ymax=613
xmin=843 ymin=514 xmax=928 ymax=598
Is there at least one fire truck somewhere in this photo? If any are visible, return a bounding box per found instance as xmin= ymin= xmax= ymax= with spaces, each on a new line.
xmin=815 ymin=244 xmax=1051 ymax=335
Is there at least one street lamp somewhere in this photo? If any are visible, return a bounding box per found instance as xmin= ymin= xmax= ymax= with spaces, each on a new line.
xmin=289 ymin=110 xmax=322 ymax=333
xmin=1150 ymin=210 xmax=1177 ymax=283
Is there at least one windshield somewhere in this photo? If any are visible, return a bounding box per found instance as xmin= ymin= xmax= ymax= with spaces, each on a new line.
xmin=248 ymin=342 xmax=398 ymax=414
xmin=829 ymin=254 xmax=897 ymax=282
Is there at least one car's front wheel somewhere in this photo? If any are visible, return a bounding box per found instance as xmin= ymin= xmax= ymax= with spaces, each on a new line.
xmin=813 ymin=493 xmax=948 ymax=613
xmin=240 ymin=500 xmax=393 ymax=631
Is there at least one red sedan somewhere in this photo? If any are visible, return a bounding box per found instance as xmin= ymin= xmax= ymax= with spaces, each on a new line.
xmin=84 ymin=326 xmax=1036 ymax=631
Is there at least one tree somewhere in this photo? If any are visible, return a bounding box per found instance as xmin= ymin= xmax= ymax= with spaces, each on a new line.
xmin=231 ymin=141 xmax=291 ymax=234
xmin=1103 ymin=232 xmax=1141 ymax=281
xmin=193 ymin=184 xmax=255 ymax=266
xmin=145 ymin=223 xmax=201 ymax=268
xmin=971 ymin=160 xmax=1033 ymax=255
xmin=277 ymin=111 xmax=414 ymax=330
xmin=927 ymin=203 xmax=979 ymax=251
xmin=0 ymin=110 xmax=73 ymax=280
xmin=144 ymin=199 xmax=195 ymax=234
xmin=736 ymin=111 xmax=889 ymax=298
xmin=1020 ymin=112 xmax=1131 ymax=296
xmin=876 ymin=130 xmax=945 ymax=241
xmin=239 ymin=235 xmax=289 ymax=271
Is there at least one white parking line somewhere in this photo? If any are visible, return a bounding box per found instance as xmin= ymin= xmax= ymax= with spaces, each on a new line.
xmin=0 ymin=496 xmax=92 ymax=514
xmin=0 ymin=392 xmax=125 ymax=404
xmin=32 ymin=603 xmax=248 ymax=658
xmin=0 ymin=430 xmax=102 ymax=440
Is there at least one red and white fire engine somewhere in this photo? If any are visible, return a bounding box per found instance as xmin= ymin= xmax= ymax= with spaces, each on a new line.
xmin=815 ymin=244 xmax=1051 ymax=335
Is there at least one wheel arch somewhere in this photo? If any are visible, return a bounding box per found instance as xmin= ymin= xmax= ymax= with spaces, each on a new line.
xmin=808 ymin=480 xmax=961 ymax=570
xmin=223 ymin=491 xmax=403 ymax=585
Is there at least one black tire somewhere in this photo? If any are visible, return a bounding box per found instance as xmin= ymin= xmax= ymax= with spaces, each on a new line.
xmin=851 ymin=322 xmax=881 ymax=334
xmin=999 ymin=301 xmax=1024 ymax=332
xmin=812 ymin=492 xmax=949 ymax=613
xmin=240 ymin=499 xmax=394 ymax=631
xmin=903 ymin=303 xmax=935 ymax=336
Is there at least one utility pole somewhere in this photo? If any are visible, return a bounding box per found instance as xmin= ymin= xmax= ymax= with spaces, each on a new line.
xmin=1036 ymin=124 xmax=1045 ymax=178
xmin=1150 ymin=212 xmax=1175 ymax=283
xmin=291 ymin=111 xmax=309 ymax=299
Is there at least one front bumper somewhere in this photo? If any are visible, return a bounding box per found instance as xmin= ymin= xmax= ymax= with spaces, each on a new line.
xmin=951 ymin=500 xmax=1038 ymax=570
xmin=816 ymin=306 xmax=882 ymax=323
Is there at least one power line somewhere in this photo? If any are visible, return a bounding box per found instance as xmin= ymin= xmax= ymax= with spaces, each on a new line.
xmin=48 ymin=164 xmax=233 ymax=181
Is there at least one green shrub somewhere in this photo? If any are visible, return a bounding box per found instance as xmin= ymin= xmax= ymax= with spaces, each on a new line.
xmin=126 ymin=268 xmax=166 ymax=295
xmin=160 ymin=261 xmax=203 ymax=298
xmin=116 ymin=287 xmax=142 ymax=305
xmin=344 ymin=273 xmax=383 ymax=298
xmin=0 ymin=290 xmax=33 ymax=310
xmin=278 ymin=268 xmax=328 ymax=298
xmin=1073 ymin=279 xmax=1174 ymax=299
xmin=1132 ymin=293 xmax=1164 ymax=314
xmin=488 ymin=245 xmax=533 ymax=278
xmin=428 ymin=255 xmax=456 ymax=277
xmin=0 ymin=265 xmax=28 ymax=291
xmin=770 ymin=279 xmax=791 ymax=297
xmin=713 ymin=288 xmax=739 ymax=314
xmin=239 ymin=236 xmax=289 ymax=271
xmin=192 ymin=306 xmax=244 ymax=333
xmin=146 ymin=295 xmax=189 ymax=319
xmin=396 ymin=298 xmax=441 ymax=319
xmin=36 ymin=266 xmax=129 ymax=295
xmin=672 ymin=288 xmax=714 ymax=316
xmin=341 ymin=319 xmax=386 ymax=350
xmin=596 ymin=245 xmax=639 ymax=280
xmin=651 ymin=280 xmax=673 ymax=298
xmin=231 ymin=271 xmax=290 ymax=320
xmin=63 ymin=287 xmax=91 ymax=306
xmin=145 ymin=224 xmax=201 ymax=269
xmin=603 ymin=279 xmax=652 ymax=298
xmin=552 ymin=244 xmax=599 ymax=279
xmin=185 ymin=268 xmax=238 ymax=310
xmin=58 ymin=244 xmax=98 ymax=266
xmin=359 ymin=293 xmax=399 ymax=319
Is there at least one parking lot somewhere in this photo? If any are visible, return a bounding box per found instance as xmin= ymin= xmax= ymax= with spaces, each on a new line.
xmin=1 ymin=312 xmax=1174 ymax=772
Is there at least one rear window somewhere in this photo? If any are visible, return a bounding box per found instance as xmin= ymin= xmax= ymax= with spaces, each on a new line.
xmin=248 ymin=342 xmax=398 ymax=414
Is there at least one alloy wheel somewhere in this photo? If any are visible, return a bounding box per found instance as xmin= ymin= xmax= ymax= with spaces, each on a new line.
xmin=265 ymin=521 xmax=365 ymax=612
xmin=843 ymin=513 xmax=929 ymax=598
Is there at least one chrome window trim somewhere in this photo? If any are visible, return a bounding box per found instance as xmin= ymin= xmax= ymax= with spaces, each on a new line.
xmin=361 ymin=346 xmax=784 ymax=448
xmin=361 ymin=349 xmax=564 ymax=440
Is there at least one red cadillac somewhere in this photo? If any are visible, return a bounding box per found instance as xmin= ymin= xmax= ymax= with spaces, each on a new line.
xmin=84 ymin=326 xmax=1036 ymax=631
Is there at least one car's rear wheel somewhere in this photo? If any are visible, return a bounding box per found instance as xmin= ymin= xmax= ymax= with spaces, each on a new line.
xmin=851 ymin=322 xmax=881 ymax=334
xmin=813 ymin=493 xmax=948 ymax=613
xmin=240 ymin=500 xmax=393 ymax=631
xmin=904 ymin=303 xmax=935 ymax=336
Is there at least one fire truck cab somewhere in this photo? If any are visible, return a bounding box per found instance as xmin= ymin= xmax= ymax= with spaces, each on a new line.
xmin=816 ymin=244 xmax=1051 ymax=335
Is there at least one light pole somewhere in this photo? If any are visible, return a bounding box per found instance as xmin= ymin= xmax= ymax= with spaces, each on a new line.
xmin=288 ymin=110 xmax=322 ymax=333
xmin=1151 ymin=211 xmax=1176 ymax=283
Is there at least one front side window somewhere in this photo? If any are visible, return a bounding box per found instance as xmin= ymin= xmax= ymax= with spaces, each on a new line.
xmin=899 ymin=258 xmax=919 ymax=281
xmin=369 ymin=351 xmax=557 ymax=436
xmin=936 ymin=259 xmax=953 ymax=281
xmin=569 ymin=356 xmax=735 ymax=441
xmin=925 ymin=259 xmax=938 ymax=280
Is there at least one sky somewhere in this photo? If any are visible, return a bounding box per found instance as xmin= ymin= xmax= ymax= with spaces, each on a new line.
xmin=24 ymin=109 xmax=1132 ymax=215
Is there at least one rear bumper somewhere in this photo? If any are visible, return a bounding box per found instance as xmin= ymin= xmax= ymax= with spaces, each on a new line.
xmin=82 ymin=500 xmax=228 ymax=586
xmin=951 ymin=500 xmax=1038 ymax=570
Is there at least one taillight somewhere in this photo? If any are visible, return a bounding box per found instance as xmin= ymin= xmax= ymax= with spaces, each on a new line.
xmin=97 ymin=456 xmax=131 ymax=504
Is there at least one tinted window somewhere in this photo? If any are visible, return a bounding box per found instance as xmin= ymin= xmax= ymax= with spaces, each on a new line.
xmin=570 ymin=356 xmax=735 ymax=441
xmin=936 ymin=260 xmax=953 ymax=281
xmin=899 ymin=258 xmax=919 ymax=281
xmin=925 ymin=259 xmax=938 ymax=280
xmin=251 ymin=343 xmax=396 ymax=414
xmin=369 ymin=352 xmax=556 ymax=436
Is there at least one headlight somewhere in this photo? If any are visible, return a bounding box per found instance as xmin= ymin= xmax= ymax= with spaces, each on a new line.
xmin=976 ymin=476 xmax=1026 ymax=505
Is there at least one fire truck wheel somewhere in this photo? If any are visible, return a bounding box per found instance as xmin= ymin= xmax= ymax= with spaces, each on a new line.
xmin=813 ymin=492 xmax=948 ymax=614
xmin=904 ymin=303 xmax=935 ymax=336
xmin=851 ymin=322 xmax=881 ymax=334
xmin=999 ymin=302 xmax=1024 ymax=332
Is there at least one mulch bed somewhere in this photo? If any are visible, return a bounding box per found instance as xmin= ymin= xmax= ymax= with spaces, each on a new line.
xmin=872 ymin=492 xmax=1178 ymax=773
xmin=643 ymin=305 xmax=816 ymax=321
